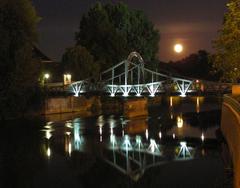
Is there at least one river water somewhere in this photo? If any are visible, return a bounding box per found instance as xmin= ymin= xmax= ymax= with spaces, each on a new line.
xmin=0 ymin=96 xmax=226 ymax=188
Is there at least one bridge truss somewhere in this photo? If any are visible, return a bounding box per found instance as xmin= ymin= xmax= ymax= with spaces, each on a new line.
xmin=69 ymin=52 xmax=231 ymax=97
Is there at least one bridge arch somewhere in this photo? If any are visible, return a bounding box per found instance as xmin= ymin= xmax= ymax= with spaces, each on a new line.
xmin=127 ymin=52 xmax=144 ymax=64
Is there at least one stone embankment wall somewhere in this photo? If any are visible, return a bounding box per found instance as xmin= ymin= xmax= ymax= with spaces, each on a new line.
xmin=43 ymin=96 xmax=101 ymax=115
xmin=221 ymin=95 xmax=240 ymax=188
xmin=123 ymin=98 xmax=148 ymax=118
xmin=43 ymin=96 xmax=149 ymax=118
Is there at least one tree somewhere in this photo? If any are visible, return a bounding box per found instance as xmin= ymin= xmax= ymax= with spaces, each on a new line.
xmin=0 ymin=0 xmax=40 ymax=118
xmin=75 ymin=2 xmax=160 ymax=71
xmin=213 ymin=0 xmax=240 ymax=82
xmin=62 ymin=45 xmax=100 ymax=81
xmin=168 ymin=50 xmax=216 ymax=80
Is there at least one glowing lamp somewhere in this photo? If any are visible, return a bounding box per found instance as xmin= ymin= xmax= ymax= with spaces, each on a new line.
xmin=44 ymin=73 xmax=50 ymax=79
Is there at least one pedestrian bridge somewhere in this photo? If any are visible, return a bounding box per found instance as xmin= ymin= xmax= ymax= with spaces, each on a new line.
xmin=69 ymin=52 xmax=232 ymax=97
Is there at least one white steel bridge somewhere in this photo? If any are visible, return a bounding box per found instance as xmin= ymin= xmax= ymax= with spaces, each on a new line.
xmin=69 ymin=52 xmax=232 ymax=97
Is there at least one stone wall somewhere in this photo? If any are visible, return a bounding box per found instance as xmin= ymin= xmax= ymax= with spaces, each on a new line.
xmin=43 ymin=96 xmax=149 ymax=118
xmin=123 ymin=98 xmax=148 ymax=118
xmin=221 ymin=96 xmax=240 ymax=188
xmin=43 ymin=96 xmax=101 ymax=115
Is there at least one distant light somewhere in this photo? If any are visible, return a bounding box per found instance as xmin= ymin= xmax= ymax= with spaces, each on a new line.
xmin=66 ymin=74 xmax=71 ymax=80
xmin=159 ymin=132 xmax=162 ymax=139
xmin=196 ymin=80 xmax=199 ymax=83
xmin=44 ymin=73 xmax=50 ymax=79
xmin=64 ymin=74 xmax=72 ymax=85
xmin=173 ymin=133 xmax=176 ymax=139
xmin=201 ymin=133 xmax=205 ymax=142
xmin=174 ymin=44 xmax=183 ymax=53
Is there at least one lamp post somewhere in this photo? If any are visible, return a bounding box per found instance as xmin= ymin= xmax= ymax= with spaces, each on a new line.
xmin=44 ymin=73 xmax=50 ymax=85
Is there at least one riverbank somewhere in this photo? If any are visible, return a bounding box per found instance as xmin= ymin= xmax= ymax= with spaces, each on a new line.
xmin=221 ymin=95 xmax=240 ymax=188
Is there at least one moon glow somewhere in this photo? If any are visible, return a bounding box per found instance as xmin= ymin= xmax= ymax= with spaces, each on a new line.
xmin=174 ymin=44 xmax=183 ymax=53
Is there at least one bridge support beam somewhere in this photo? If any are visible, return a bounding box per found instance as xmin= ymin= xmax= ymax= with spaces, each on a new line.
xmin=71 ymin=81 xmax=86 ymax=97
xmin=174 ymin=80 xmax=192 ymax=97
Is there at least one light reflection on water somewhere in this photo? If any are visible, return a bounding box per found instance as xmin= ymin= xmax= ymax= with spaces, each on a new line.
xmin=41 ymin=96 xmax=222 ymax=178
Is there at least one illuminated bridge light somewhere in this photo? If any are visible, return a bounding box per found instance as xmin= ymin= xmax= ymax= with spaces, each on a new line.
xmin=180 ymin=93 xmax=186 ymax=97
xmin=136 ymin=93 xmax=141 ymax=97
xmin=173 ymin=133 xmax=176 ymax=139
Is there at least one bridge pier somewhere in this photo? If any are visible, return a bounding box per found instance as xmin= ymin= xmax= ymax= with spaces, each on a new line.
xmin=123 ymin=98 xmax=148 ymax=118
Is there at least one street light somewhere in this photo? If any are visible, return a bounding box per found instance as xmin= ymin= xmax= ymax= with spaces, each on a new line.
xmin=44 ymin=73 xmax=50 ymax=80
xmin=43 ymin=73 xmax=50 ymax=85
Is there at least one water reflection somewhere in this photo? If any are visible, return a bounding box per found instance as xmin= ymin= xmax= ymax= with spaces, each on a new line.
xmin=47 ymin=147 xmax=51 ymax=158
xmin=177 ymin=141 xmax=192 ymax=159
xmin=125 ymin=118 xmax=148 ymax=134
xmin=177 ymin=115 xmax=183 ymax=128
xmin=74 ymin=122 xmax=82 ymax=150
xmin=39 ymin=96 xmax=221 ymax=181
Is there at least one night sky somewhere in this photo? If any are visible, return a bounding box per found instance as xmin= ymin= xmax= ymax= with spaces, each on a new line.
xmin=32 ymin=0 xmax=228 ymax=62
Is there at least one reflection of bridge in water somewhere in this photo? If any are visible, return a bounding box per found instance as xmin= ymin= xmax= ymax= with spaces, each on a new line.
xmin=102 ymin=135 xmax=193 ymax=180
xmin=69 ymin=52 xmax=232 ymax=97
xmin=42 ymin=119 xmax=194 ymax=180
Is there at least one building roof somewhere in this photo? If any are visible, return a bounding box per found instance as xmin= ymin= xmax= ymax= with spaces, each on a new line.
xmin=32 ymin=46 xmax=53 ymax=63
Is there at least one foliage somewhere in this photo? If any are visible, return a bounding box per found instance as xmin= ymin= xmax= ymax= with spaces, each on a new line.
xmin=0 ymin=0 xmax=40 ymax=118
xmin=167 ymin=50 xmax=215 ymax=80
xmin=62 ymin=45 xmax=100 ymax=81
xmin=213 ymin=0 xmax=240 ymax=82
xmin=75 ymin=2 xmax=160 ymax=71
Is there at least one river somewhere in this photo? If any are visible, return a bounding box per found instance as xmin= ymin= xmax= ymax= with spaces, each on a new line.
xmin=0 ymin=96 xmax=226 ymax=188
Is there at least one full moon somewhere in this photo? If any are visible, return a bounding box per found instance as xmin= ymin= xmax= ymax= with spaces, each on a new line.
xmin=174 ymin=44 xmax=183 ymax=53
